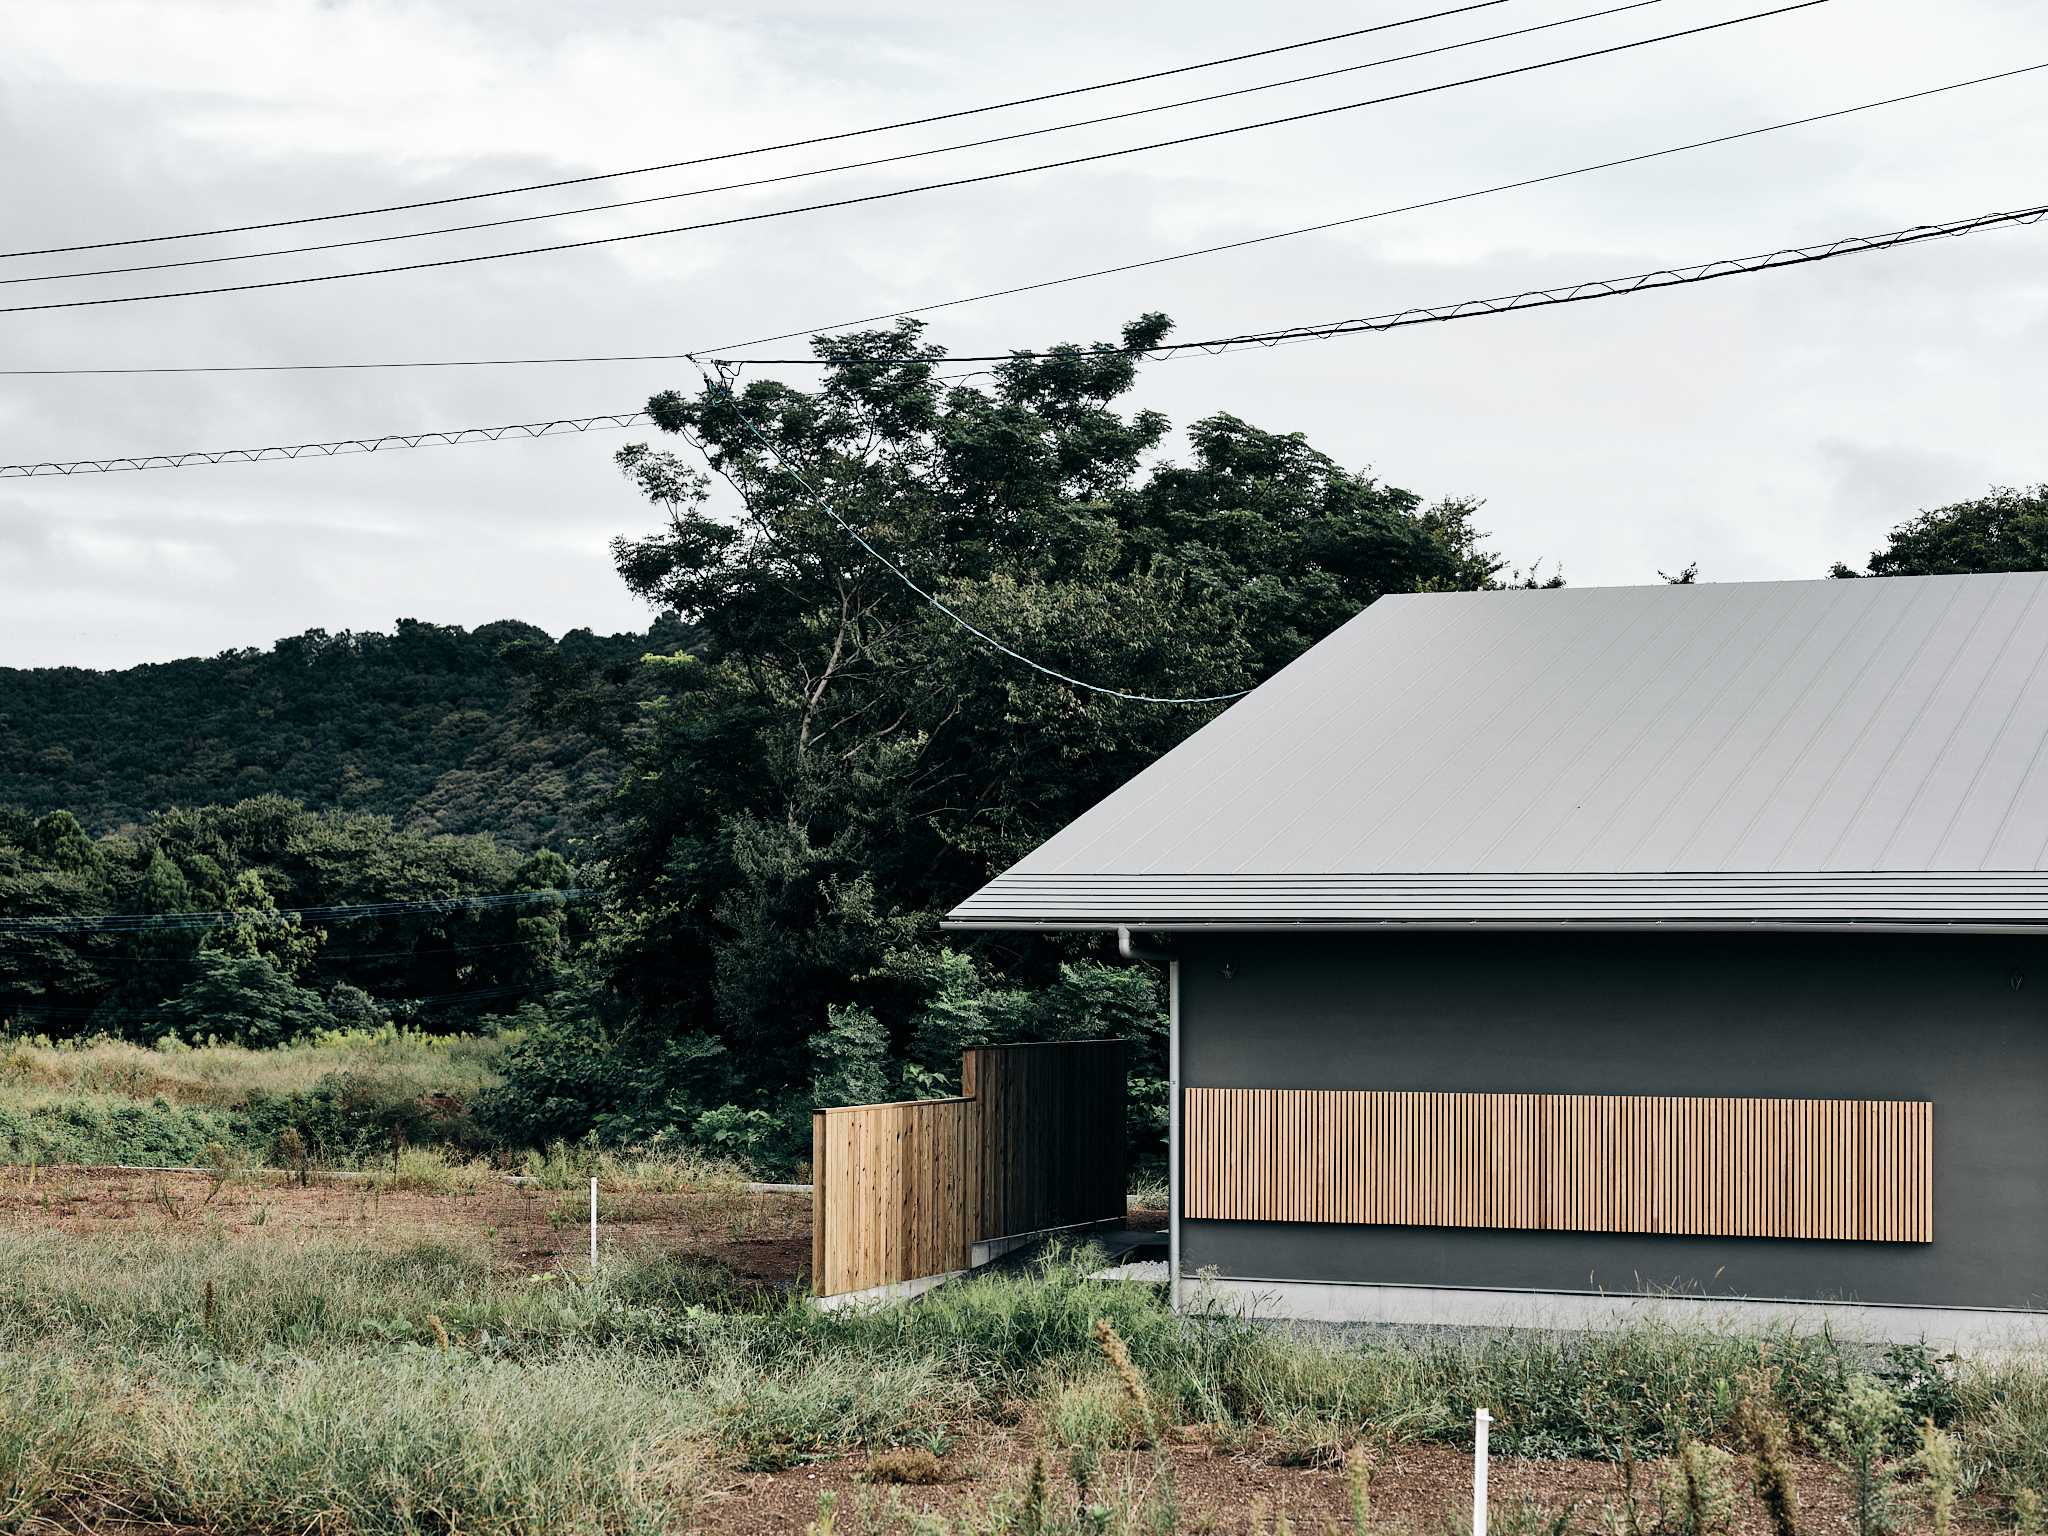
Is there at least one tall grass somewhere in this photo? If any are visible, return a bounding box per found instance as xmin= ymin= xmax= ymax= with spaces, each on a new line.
xmin=3 ymin=1027 xmax=512 ymax=1109
xmin=9 ymin=1225 xmax=2048 ymax=1534
xmin=0 ymin=1029 xmax=514 ymax=1167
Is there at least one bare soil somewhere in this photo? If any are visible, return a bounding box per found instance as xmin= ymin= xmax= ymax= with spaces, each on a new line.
xmin=0 ymin=1165 xmax=814 ymax=1283
xmin=696 ymin=1436 xmax=1999 ymax=1536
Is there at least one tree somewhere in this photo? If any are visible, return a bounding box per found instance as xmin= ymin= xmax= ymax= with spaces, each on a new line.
xmin=165 ymin=950 xmax=334 ymax=1047
xmin=498 ymin=314 xmax=1531 ymax=1150
xmin=1831 ymin=485 xmax=2048 ymax=578
xmin=88 ymin=849 xmax=202 ymax=1036
xmin=202 ymin=869 xmax=324 ymax=979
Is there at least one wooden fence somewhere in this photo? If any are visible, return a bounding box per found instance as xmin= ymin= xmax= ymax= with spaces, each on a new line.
xmin=966 ymin=1041 xmax=1127 ymax=1242
xmin=812 ymin=1040 xmax=1127 ymax=1297
xmin=1185 ymin=1088 xmax=1932 ymax=1242
xmin=812 ymin=1097 xmax=981 ymax=1300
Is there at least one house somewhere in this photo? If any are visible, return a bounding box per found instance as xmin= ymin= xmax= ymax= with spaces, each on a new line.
xmin=944 ymin=573 xmax=2048 ymax=1344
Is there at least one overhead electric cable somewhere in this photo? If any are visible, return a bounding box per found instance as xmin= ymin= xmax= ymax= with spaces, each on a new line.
xmin=0 ymin=889 xmax=596 ymax=934
xmin=711 ymin=380 xmax=1253 ymax=705
xmin=7 ymin=57 xmax=2039 ymax=379
xmin=0 ymin=1 xmax=1517 ymax=260
xmin=0 ymin=415 xmax=650 ymax=476
xmin=723 ymin=199 xmax=2048 ymax=362
xmin=8 ymin=197 xmax=2040 ymax=481
xmin=7 ymin=983 xmax=551 ymax=1022
xmin=7 ymin=0 xmax=1670 ymax=288
xmin=704 ymin=60 xmax=2048 ymax=356
xmin=0 ymin=0 xmax=1827 ymax=316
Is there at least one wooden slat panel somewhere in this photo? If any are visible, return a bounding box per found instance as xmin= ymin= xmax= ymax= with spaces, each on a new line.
xmin=813 ymin=1096 xmax=975 ymax=1296
xmin=813 ymin=1040 xmax=1128 ymax=1297
xmin=1183 ymin=1088 xmax=1932 ymax=1243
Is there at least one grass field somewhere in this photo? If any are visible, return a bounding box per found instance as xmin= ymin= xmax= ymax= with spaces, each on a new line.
xmin=0 ymin=1027 xmax=514 ymax=1168
xmin=3 ymin=1154 xmax=2045 ymax=1536
xmin=6 ymin=1039 xmax=2047 ymax=1534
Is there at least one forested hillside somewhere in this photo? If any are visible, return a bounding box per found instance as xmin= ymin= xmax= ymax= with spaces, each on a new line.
xmin=0 ymin=614 xmax=697 ymax=850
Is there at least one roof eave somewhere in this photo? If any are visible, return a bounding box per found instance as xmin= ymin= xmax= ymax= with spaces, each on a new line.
xmin=940 ymin=917 xmax=2048 ymax=934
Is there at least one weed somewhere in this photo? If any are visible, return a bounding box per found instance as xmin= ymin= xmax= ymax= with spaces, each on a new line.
xmin=1826 ymin=1374 xmax=1905 ymax=1536
xmin=1655 ymin=1441 xmax=1735 ymax=1536
xmin=1346 ymin=1442 xmax=1373 ymax=1536
xmin=1918 ymin=1418 xmax=1959 ymax=1536
xmin=863 ymin=1448 xmax=946 ymax=1485
xmin=1735 ymin=1392 xmax=1799 ymax=1536
xmin=1126 ymin=1174 xmax=1170 ymax=1211
xmin=201 ymin=1139 xmax=244 ymax=1203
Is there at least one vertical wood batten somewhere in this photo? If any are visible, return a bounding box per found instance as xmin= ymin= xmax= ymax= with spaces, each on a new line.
xmin=1182 ymin=1088 xmax=1931 ymax=1242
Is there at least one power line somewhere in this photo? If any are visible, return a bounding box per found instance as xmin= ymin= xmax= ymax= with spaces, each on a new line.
xmin=0 ymin=1 xmax=1827 ymax=317
xmin=0 ymin=415 xmax=646 ymax=477
xmin=50 ymin=936 xmax=571 ymax=965
xmin=0 ymin=890 xmax=596 ymax=934
xmin=720 ymin=200 xmax=2048 ymax=363
xmin=8 ymin=0 xmax=1671 ymax=289
xmin=5 ymin=58 xmax=2038 ymax=381
xmin=5 ymin=982 xmax=551 ymax=1022
xmin=702 ymin=62 xmax=2048 ymax=357
xmin=7 ymin=198 xmax=2040 ymax=481
xmin=0 ymin=2 xmax=1517 ymax=261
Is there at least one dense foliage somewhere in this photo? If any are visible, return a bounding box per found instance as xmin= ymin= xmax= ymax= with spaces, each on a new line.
xmin=1831 ymin=484 xmax=2048 ymax=578
xmin=0 ymin=616 xmax=694 ymax=849
xmin=496 ymin=316 xmax=1545 ymax=1162
xmin=0 ymin=796 xmax=583 ymax=1038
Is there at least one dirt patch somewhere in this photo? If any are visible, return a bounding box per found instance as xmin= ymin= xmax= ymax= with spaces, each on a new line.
xmin=693 ymin=1437 xmax=1996 ymax=1536
xmin=0 ymin=1166 xmax=815 ymax=1283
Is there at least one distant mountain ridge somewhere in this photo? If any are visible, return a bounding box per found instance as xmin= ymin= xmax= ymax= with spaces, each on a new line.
xmin=0 ymin=614 xmax=694 ymax=849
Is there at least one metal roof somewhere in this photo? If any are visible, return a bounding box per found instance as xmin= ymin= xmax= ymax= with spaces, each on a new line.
xmin=947 ymin=573 xmax=2048 ymax=931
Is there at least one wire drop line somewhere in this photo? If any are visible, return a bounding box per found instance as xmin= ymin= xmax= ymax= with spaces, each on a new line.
xmin=0 ymin=1 xmax=1828 ymax=316
xmin=11 ymin=198 xmax=2040 ymax=480
xmin=10 ymin=58 xmax=2040 ymax=379
xmin=0 ymin=890 xmax=597 ymax=932
xmin=0 ymin=415 xmax=647 ymax=477
xmin=0 ymin=2 xmax=1517 ymax=261
xmin=5 ymin=0 xmax=1670 ymax=288
xmin=713 ymin=384 xmax=1251 ymax=706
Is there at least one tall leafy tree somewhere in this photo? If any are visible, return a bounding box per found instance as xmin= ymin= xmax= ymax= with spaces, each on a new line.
xmin=1831 ymin=484 xmax=2048 ymax=577
xmin=502 ymin=314 xmax=1530 ymax=1144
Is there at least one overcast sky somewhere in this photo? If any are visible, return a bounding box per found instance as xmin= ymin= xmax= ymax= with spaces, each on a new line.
xmin=2 ymin=0 xmax=2043 ymax=669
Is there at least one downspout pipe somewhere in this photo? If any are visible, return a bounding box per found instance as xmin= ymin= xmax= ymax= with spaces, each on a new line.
xmin=1118 ymin=926 xmax=1181 ymax=1313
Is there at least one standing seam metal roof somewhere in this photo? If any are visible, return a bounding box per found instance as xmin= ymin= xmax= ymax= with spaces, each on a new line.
xmin=945 ymin=573 xmax=2048 ymax=930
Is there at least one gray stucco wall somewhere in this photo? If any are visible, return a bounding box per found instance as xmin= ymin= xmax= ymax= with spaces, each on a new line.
xmin=1175 ymin=931 xmax=2048 ymax=1311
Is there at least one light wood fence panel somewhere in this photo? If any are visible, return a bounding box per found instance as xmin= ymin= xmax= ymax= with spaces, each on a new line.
xmin=1185 ymin=1089 xmax=1930 ymax=1242
xmin=811 ymin=1097 xmax=981 ymax=1297
xmin=811 ymin=1040 xmax=1129 ymax=1297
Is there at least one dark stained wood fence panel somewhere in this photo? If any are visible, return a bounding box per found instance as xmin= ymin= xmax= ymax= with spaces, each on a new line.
xmin=964 ymin=1041 xmax=1127 ymax=1242
xmin=1184 ymin=1089 xmax=1931 ymax=1242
